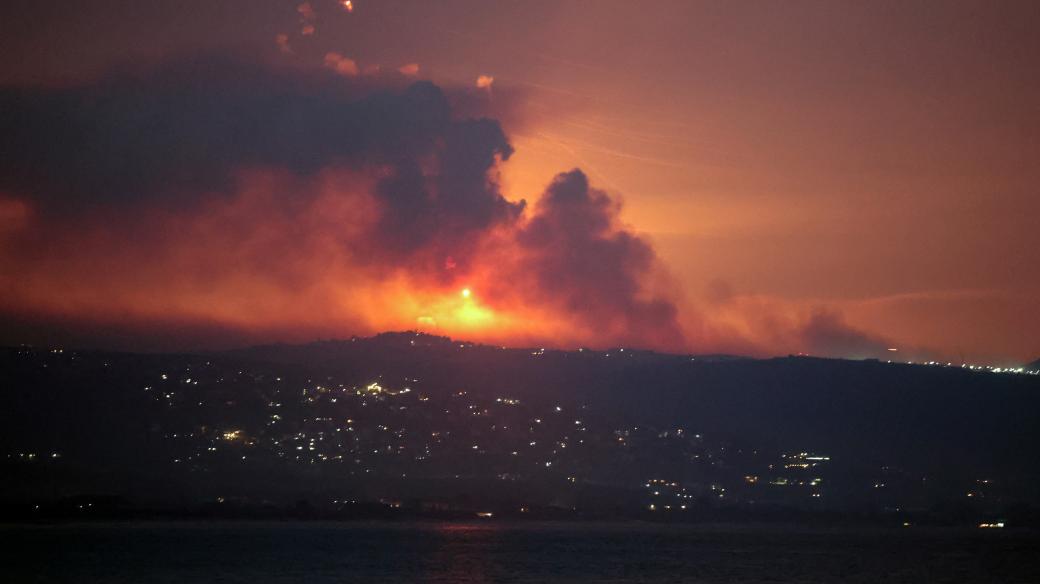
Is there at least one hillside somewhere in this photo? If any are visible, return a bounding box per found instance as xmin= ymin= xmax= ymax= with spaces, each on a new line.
xmin=2 ymin=333 xmax=1039 ymax=523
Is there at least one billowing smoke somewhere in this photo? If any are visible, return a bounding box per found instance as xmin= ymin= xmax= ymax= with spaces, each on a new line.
xmin=0 ymin=57 xmax=530 ymax=276
xmin=796 ymin=310 xmax=891 ymax=359
xmin=0 ymin=55 xmax=902 ymax=358
xmin=0 ymin=55 xmax=685 ymax=351
xmin=515 ymin=170 xmax=684 ymax=349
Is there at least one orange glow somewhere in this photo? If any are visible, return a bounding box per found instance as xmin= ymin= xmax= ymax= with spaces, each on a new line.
xmin=475 ymin=75 xmax=494 ymax=90
xmin=0 ymin=167 xmax=958 ymax=358
xmin=1 ymin=3 xmax=1038 ymax=363
xmin=324 ymin=52 xmax=359 ymax=76
xmin=1 ymin=161 xmax=1024 ymax=361
xmin=0 ymin=168 xmax=663 ymax=352
xmin=0 ymin=196 xmax=30 ymax=235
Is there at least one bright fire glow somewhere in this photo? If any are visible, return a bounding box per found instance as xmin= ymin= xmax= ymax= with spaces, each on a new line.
xmin=410 ymin=287 xmax=496 ymax=332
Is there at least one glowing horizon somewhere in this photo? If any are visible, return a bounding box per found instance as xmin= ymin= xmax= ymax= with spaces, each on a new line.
xmin=0 ymin=1 xmax=1037 ymax=364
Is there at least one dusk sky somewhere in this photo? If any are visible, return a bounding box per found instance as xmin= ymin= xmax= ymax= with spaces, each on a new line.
xmin=1 ymin=0 xmax=1037 ymax=363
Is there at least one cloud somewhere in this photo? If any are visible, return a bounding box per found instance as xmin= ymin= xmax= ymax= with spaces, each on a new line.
xmin=476 ymin=75 xmax=494 ymax=90
xmin=275 ymin=33 xmax=292 ymax=54
xmin=0 ymin=195 xmax=30 ymax=236
xmin=704 ymin=278 xmax=736 ymax=305
xmin=297 ymin=2 xmax=315 ymax=24
xmin=0 ymin=57 xmax=528 ymax=279
xmin=323 ymin=52 xmax=359 ymax=76
xmin=398 ymin=63 xmax=420 ymax=76
xmin=0 ymin=56 xmax=444 ymax=208
xmin=513 ymin=169 xmax=684 ymax=349
xmin=675 ymin=288 xmax=905 ymax=360
xmin=795 ymin=309 xmax=891 ymax=359
xmin=0 ymin=56 xmax=531 ymax=348
xmin=0 ymin=55 xmax=903 ymax=358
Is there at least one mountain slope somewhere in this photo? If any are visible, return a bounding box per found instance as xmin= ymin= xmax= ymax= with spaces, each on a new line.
xmin=3 ymin=334 xmax=1039 ymax=520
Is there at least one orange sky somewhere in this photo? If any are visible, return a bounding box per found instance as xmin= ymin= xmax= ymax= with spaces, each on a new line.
xmin=1 ymin=1 xmax=1038 ymax=363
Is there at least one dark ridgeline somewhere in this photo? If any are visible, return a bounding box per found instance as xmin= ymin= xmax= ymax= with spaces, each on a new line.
xmin=2 ymin=332 xmax=1039 ymax=525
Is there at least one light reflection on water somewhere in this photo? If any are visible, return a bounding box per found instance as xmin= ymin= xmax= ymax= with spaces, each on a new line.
xmin=424 ymin=522 xmax=503 ymax=583
xmin=4 ymin=522 xmax=1039 ymax=583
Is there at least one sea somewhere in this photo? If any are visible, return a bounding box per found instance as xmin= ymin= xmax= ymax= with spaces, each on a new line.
xmin=3 ymin=521 xmax=1039 ymax=583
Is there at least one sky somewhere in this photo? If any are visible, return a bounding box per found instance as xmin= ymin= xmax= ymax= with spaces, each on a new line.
xmin=0 ymin=0 xmax=1037 ymax=363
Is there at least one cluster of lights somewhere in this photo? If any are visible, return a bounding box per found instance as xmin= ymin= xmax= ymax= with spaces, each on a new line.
xmin=895 ymin=360 xmax=1039 ymax=376
xmin=18 ymin=347 xmax=1033 ymax=517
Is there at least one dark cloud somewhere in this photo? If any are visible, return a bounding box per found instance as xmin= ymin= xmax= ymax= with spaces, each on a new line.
xmin=797 ymin=309 xmax=890 ymax=359
xmin=374 ymin=116 xmax=521 ymax=269
xmin=517 ymin=169 xmax=684 ymax=348
xmin=2 ymin=53 xmax=932 ymax=359
xmin=0 ymin=57 xmax=424 ymax=205
xmin=0 ymin=55 xmax=522 ymax=269
xmin=0 ymin=54 xmax=914 ymax=358
xmin=0 ymin=55 xmax=684 ymax=351
xmin=704 ymin=278 xmax=736 ymax=305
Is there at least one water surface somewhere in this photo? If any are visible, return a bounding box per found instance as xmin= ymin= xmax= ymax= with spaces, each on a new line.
xmin=4 ymin=522 xmax=1039 ymax=583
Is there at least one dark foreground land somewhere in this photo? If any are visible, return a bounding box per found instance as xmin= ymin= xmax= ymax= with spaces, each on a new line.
xmin=3 ymin=521 xmax=1039 ymax=583
xmin=3 ymin=333 xmax=1040 ymax=525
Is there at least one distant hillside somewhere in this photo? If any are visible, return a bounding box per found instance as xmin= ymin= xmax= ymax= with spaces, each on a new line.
xmin=3 ymin=333 xmax=1040 ymax=523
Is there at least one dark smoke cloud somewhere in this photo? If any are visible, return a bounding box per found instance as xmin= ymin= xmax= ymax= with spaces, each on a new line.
xmin=797 ymin=309 xmax=890 ymax=359
xmin=373 ymin=116 xmax=522 ymax=269
xmin=0 ymin=55 xmax=521 ymax=269
xmin=2 ymin=57 xmax=427 ymax=203
xmin=517 ymin=169 xmax=684 ymax=348
xmin=0 ymin=55 xmax=686 ymax=351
